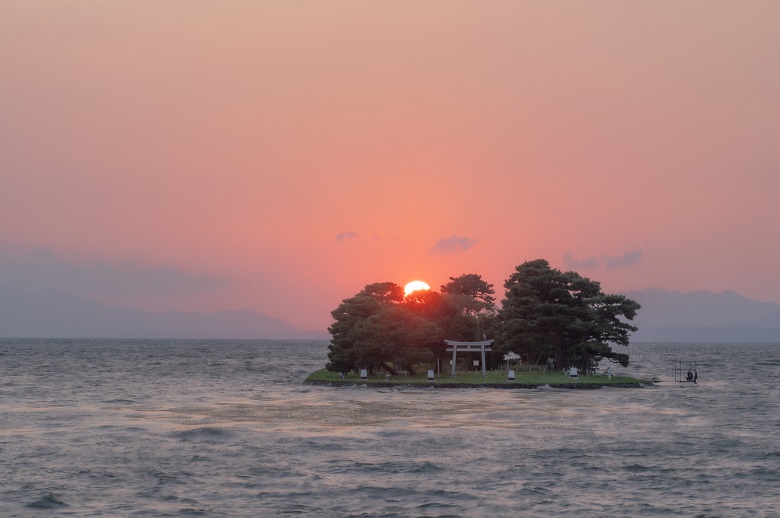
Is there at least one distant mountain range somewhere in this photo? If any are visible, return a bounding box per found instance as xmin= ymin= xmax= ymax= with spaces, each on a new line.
xmin=1 ymin=285 xmax=778 ymax=342
xmin=622 ymin=288 xmax=780 ymax=343
xmin=0 ymin=286 xmax=327 ymax=340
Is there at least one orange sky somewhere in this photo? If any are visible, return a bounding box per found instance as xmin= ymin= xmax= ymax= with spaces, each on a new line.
xmin=1 ymin=1 xmax=779 ymax=330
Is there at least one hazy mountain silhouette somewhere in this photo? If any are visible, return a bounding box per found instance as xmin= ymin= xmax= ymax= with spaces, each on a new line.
xmin=0 ymin=286 xmax=327 ymax=339
xmin=623 ymin=288 xmax=780 ymax=342
xmin=2 ymin=285 xmax=777 ymax=342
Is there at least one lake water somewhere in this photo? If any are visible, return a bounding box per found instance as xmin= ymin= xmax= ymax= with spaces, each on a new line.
xmin=0 ymin=339 xmax=778 ymax=517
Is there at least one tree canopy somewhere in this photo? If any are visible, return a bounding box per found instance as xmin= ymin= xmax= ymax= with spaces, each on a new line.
xmin=327 ymin=279 xmax=485 ymax=375
xmin=326 ymin=262 xmax=640 ymax=375
xmin=440 ymin=273 xmax=496 ymax=315
xmin=496 ymin=259 xmax=640 ymax=370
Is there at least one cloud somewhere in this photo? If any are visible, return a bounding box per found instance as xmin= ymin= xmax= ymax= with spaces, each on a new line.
xmin=563 ymin=249 xmax=643 ymax=270
xmin=604 ymin=249 xmax=643 ymax=269
xmin=0 ymin=247 xmax=232 ymax=299
xmin=430 ymin=235 xmax=478 ymax=255
xmin=562 ymin=253 xmax=602 ymax=270
xmin=335 ymin=231 xmax=358 ymax=242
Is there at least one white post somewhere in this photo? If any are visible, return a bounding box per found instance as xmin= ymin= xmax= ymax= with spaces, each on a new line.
xmin=481 ymin=343 xmax=487 ymax=376
xmin=451 ymin=344 xmax=457 ymax=376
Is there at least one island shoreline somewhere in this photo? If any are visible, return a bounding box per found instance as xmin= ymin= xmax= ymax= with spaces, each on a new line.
xmin=304 ymin=380 xmax=651 ymax=389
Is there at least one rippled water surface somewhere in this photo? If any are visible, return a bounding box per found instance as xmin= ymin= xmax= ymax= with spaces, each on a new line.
xmin=1 ymin=339 xmax=778 ymax=517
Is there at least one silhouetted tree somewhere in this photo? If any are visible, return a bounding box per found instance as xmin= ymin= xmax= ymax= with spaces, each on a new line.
xmin=349 ymin=305 xmax=438 ymax=375
xmin=326 ymin=282 xmax=404 ymax=374
xmin=440 ymin=273 xmax=497 ymax=347
xmin=326 ymin=263 xmax=639 ymax=377
xmin=440 ymin=273 xmax=496 ymax=315
xmin=497 ymin=259 xmax=640 ymax=372
xmin=327 ymin=282 xmax=478 ymax=375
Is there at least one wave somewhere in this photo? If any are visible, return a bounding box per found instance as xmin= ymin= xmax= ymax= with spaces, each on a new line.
xmin=168 ymin=426 xmax=236 ymax=442
xmin=26 ymin=493 xmax=68 ymax=509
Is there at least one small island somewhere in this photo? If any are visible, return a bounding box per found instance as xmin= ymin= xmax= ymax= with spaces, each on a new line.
xmin=305 ymin=368 xmax=648 ymax=389
xmin=309 ymin=259 xmax=650 ymax=389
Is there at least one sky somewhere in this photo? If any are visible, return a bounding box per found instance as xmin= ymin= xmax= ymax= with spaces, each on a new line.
xmin=1 ymin=1 xmax=779 ymax=331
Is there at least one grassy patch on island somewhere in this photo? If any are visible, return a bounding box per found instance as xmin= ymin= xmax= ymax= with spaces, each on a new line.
xmin=305 ymin=368 xmax=648 ymax=387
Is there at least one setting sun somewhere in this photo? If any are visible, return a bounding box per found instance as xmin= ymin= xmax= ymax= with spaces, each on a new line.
xmin=404 ymin=280 xmax=431 ymax=297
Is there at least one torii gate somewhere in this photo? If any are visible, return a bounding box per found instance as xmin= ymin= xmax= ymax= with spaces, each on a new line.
xmin=445 ymin=339 xmax=493 ymax=376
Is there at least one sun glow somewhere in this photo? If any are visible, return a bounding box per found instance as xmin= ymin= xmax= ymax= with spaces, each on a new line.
xmin=404 ymin=280 xmax=431 ymax=297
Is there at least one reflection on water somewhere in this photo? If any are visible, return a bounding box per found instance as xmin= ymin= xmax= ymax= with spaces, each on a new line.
xmin=0 ymin=339 xmax=778 ymax=516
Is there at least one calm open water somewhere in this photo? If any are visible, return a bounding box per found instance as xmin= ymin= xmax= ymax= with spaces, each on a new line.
xmin=0 ymin=339 xmax=778 ymax=517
